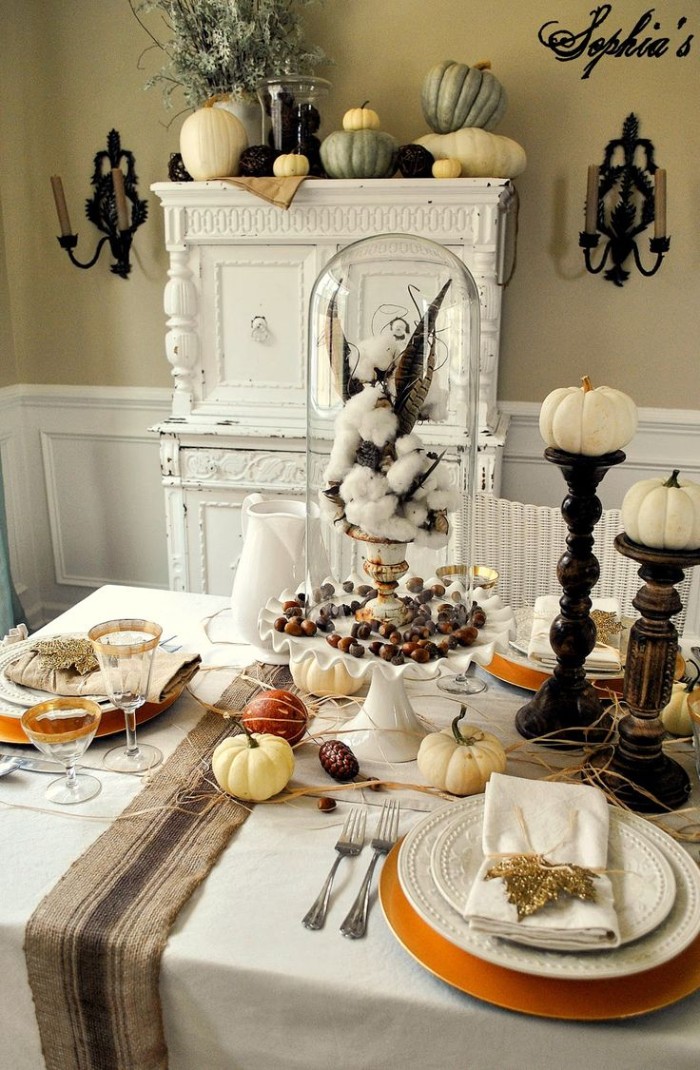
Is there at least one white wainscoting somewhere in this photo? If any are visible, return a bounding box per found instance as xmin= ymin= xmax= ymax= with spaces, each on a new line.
xmin=2 ymin=387 xmax=699 ymax=634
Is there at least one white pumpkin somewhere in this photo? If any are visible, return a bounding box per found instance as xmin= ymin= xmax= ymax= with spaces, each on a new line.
xmin=415 ymin=127 xmax=526 ymax=178
xmin=272 ymin=152 xmax=310 ymax=178
xmin=432 ymin=157 xmax=462 ymax=179
xmin=212 ymin=729 xmax=294 ymax=801
xmin=290 ymin=657 xmax=364 ymax=697
xmin=179 ymin=100 xmax=247 ymax=181
xmin=416 ymin=706 xmax=507 ymax=796
xmin=660 ymin=678 xmax=697 ymax=736
xmin=621 ymin=470 xmax=700 ymax=551
xmin=539 ymin=375 xmax=638 ymax=456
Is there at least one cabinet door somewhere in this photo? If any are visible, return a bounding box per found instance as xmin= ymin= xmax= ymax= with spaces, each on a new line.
xmin=197 ymin=245 xmax=317 ymax=421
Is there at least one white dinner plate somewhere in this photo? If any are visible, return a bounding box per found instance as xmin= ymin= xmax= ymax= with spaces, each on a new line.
xmin=429 ymin=802 xmax=676 ymax=948
xmin=0 ymin=636 xmax=109 ymax=712
xmin=398 ymin=797 xmax=700 ymax=980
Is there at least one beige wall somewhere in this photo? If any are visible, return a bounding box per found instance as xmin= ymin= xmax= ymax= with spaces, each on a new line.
xmin=1 ymin=0 xmax=698 ymax=406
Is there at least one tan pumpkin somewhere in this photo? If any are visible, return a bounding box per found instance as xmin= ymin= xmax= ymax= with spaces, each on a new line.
xmin=290 ymin=656 xmax=364 ymax=697
xmin=272 ymin=152 xmax=310 ymax=178
xmin=212 ymin=728 xmax=294 ymax=801
xmin=179 ymin=99 xmax=247 ymax=180
xmin=621 ymin=470 xmax=700 ymax=551
xmin=432 ymin=157 xmax=462 ymax=179
xmin=416 ymin=705 xmax=507 ymax=796
xmin=415 ymin=128 xmax=526 ymax=178
xmin=342 ymin=102 xmax=381 ymax=131
xmin=539 ymin=375 xmax=638 ymax=456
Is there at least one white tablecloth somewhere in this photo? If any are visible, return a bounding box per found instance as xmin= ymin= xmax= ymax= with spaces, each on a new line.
xmin=1 ymin=585 xmax=699 ymax=1070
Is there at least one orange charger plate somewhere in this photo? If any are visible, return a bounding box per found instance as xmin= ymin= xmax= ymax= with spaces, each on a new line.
xmin=379 ymin=843 xmax=700 ymax=1020
xmin=0 ymin=689 xmax=183 ymax=745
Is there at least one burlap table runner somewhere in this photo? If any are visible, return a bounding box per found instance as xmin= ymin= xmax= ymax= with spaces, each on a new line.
xmin=24 ymin=664 xmax=291 ymax=1070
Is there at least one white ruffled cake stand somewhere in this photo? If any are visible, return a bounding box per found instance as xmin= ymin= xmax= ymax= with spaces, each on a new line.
xmin=259 ymin=584 xmax=515 ymax=763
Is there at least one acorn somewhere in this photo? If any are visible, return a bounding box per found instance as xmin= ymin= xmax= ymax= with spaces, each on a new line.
xmin=319 ymin=740 xmax=360 ymax=782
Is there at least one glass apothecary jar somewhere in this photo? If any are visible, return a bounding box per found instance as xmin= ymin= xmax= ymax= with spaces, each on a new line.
xmin=257 ymin=75 xmax=331 ymax=175
xmin=305 ymin=232 xmax=481 ymax=614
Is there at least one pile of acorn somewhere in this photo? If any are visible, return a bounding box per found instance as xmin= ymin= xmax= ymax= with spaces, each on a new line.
xmin=272 ymin=577 xmax=487 ymax=664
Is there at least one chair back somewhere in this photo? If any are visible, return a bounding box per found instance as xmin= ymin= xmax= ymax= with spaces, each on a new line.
xmin=472 ymin=493 xmax=690 ymax=633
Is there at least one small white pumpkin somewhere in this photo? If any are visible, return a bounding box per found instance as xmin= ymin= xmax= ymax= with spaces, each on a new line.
xmin=272 ymin=152 xmax=310 ymax=178
xmin=342 ymin=102 xmax=381 ymax=131
xmin=290 ymin=657 xmax=364 ymax=697
xmin=621 ymin=470 xmax=700 ymax=551
xmin=432 ymin=157 xmax=462 ymax=179
xmin=212 ymin=728 xmax=294 ymax=801
xmin=179 ymin=99 xmax=247 ymax=180
xmin=660 ymin=676 xmax=697 ymax=736
xmin=539 ymin=375 xmax=638 ymax=456
xmin=416 ymin=705 xmax=507 ymax=796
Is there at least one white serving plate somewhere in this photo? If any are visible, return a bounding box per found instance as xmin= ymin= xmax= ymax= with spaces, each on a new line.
xmin=397 ymin=796 xmax=700 ymax=980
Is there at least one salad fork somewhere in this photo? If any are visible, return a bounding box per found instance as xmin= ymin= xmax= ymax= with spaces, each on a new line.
xmin=340 ymin=798 xmax=400 ymax=939
xmin=302 ymin=807 xmax=366 ymax=930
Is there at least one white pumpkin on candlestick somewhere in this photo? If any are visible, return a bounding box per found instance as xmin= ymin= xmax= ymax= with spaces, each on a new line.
xmin=622 ymin=470 xmax=700 ymax=551
xmin=539 ymin=375 xmax=638 ymax=456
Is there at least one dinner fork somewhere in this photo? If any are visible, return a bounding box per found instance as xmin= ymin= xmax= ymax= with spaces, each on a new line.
xmin=302 ymin=807 xmax=366 ymax=930
xmin=340 ymin=798 xmax=400 ymax=939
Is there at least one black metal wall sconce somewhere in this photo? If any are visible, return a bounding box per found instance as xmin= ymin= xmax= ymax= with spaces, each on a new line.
xmin=50 ymin=130 xmax=148 ymax=279
xmin=579 ymin=113 xmax=669 ymax=287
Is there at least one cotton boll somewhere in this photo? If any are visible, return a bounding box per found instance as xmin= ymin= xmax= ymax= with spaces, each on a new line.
xmin=415 ymin=527 xmax=449 ymax=548
xmin=340 ymin=465 xmax=389 ymax=503
xmin=394 ymin=433 xmax=423 ymax=457
xmin=385 ymin=451 xmax=426 ymax=494
xmin=358 ymin=405 xmax=398 ymax=447
xmin=353 ymin=336 xmax=400 ymax=382
xmin=345 ymin=494 xmax=399 ymax=533
xmin=420 ymin=383 xmax=449 ymax=422
xmin=402 ymin=500 xmax=429 ymax=527
xmin=339 ymin=383 xmax=384 ymax=427
xmin=318 ymin=492 xmax=344 ymax=523
xmin=426 ymin=487 xmax=461 ymax=512
xmin=380 ymin=515 xmax=418 ymax=542
xmin=325 ymin=425 xmax=362 ymax=482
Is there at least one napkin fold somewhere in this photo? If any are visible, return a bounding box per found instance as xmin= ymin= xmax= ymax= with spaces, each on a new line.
xmin=463 ymin=773 xmax=620 ymax=950
xmin=527 ymin=595 xmax=622 ymax=671
xmin=7 ymin=639 xmax=201 ymax=704
xmin=220 ymin=175 xmax=310 ymax=209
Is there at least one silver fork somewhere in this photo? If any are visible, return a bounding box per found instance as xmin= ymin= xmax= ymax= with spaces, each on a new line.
xmin=340 ymin=798 xmax=400 ymax=939
xmin=302 ymin=807 xmax=366 ymax=930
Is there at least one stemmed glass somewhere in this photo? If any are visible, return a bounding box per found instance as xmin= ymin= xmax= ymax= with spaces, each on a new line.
xmin=21 ymin=697 xmax=102 ymax=804
xmin=88 ymin=618 xmax=163 ymax=773
xmin=436 ymin=564 xmax=492 ymax=696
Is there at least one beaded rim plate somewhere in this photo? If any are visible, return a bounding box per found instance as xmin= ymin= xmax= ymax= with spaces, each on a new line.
xmin=428 ymin=801 xmax=676 ymax=950
xmin=380 ymin=845 xmax=700 ymax=1020
xmin=0 ymin=637 xmax=108 ymax=709
xmin=396 ymin=797 xmax=700 ymax=980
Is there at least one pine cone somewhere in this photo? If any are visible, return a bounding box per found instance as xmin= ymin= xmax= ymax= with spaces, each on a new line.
xmin=319 ymin=740 xmax=359 ymax=782
xmin=356 ymin=439 xmax=382 ymax=469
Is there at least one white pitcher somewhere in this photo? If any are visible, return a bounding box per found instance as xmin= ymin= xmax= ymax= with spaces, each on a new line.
xmin=231 ymin=493 xmax=306 ymax=663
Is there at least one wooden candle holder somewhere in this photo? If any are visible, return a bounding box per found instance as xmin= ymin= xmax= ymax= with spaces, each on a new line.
xmin=585 ymin=534 xmax=699 ymax=812
xmin=515 ymin=447 xmax=625 ymax=745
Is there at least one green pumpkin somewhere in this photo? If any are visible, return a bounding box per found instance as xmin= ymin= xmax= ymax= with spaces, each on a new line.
xmin=320 ymin=129 xmax=398 ymax=179
xmin=421 ymin=60 xmax=507 ymax=134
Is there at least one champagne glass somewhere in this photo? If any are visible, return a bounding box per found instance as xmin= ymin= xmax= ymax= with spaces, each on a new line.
xmin=436 ymin=565 xmax=498 ymax=696
xmin=21 ymin=697 xmax=102 ymax=804
xmin=88 ymin=619 xmax=163 ymax=773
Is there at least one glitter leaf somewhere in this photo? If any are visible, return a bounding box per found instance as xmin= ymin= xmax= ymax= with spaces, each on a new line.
xmin=485 ymin=854 xmax=599 ymax=920
xmin=34 ymin=637 xmax=98 ymax=676
xmin=590 ymin=609 xmax=623 ymax=646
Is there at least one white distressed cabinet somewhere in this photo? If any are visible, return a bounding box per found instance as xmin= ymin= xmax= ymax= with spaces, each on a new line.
xmin=151 ymin=178 xmax=515 ymax=595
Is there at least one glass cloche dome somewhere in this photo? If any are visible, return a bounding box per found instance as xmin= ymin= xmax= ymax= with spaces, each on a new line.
xmin=304 ymin=232 xmax=481 ymax=616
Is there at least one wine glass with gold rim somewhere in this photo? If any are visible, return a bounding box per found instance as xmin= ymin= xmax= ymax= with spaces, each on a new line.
xmin=21 ymin=697 xmax=102 ymax=804
xmin=436 ymin=565 xmax=499 ymax=696
xmin=88 ymin=618 xmax=163 ymax=773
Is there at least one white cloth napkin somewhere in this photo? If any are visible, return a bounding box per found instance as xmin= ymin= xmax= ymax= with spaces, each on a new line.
xmin=463 ymin=773 xmax=620 ymax=950
xmin=527 ymin=595 xmax=622 ymax=671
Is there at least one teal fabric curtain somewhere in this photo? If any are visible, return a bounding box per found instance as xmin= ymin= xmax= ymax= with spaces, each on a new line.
xmin=0 ymin=459 xmax=24 ymax=634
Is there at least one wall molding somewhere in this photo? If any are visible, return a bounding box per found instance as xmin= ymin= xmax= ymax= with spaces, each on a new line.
xmin=1 ymin=386 xmax=698 ymax=633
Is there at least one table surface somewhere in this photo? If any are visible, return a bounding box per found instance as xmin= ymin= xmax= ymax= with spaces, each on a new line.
xmin=2 ymin=585 xmax=699 ymax=1070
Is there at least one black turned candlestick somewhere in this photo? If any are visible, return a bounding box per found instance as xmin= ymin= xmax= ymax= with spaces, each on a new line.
xmin=585 ymin=534 xmax=699 ymax=812
xmin=515 ymin=447 xmax=626 ymax=744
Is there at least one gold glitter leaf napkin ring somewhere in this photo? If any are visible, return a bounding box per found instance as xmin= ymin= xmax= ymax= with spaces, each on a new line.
xmin=485 ymin=854 xmax=598 ymax=920
xmin=33 ymin=637 xmax=98 ymax=675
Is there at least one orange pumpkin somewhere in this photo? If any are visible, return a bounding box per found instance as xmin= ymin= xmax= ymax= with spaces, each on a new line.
xmin=240 ymin=688 xmax=308 ymax=745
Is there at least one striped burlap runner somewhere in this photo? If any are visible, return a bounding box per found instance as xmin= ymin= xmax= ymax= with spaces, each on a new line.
xmin=24 ymin=664 xmax=291 ymax=1070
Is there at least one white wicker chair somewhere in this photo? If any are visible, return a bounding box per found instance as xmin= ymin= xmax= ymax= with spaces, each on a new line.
xmin=472 ymin=493 xmax=691 ymax=634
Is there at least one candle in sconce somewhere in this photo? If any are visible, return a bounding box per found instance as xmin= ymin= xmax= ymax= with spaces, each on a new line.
xmin=111 ymin=167 xmax=130 ymax=232
xmin=654 ymin=169 xmax=667 ymax=239
xmin=50 ymin=175 xmax=73 ymax=237
xmin=584 ymin=165 xmax=599 ymax=235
